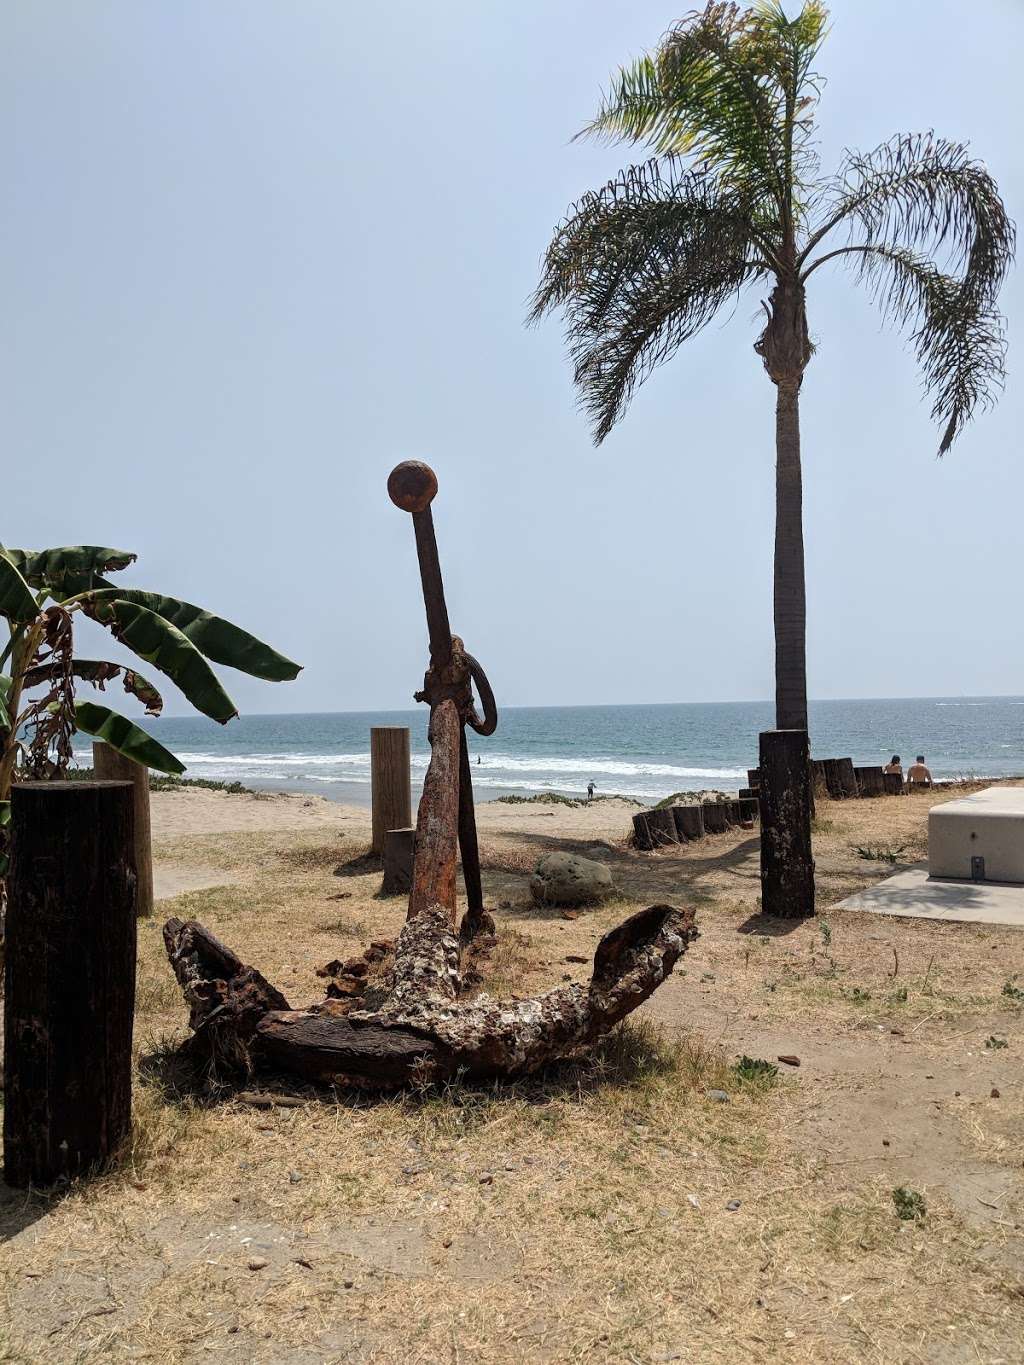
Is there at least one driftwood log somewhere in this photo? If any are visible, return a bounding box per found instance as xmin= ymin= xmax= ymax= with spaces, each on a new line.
xmin=163 ymin=902 xmax=696 ymax=1088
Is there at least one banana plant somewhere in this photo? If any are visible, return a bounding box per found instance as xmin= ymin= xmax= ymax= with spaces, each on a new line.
xmin=0 ymin=543 xmax=301 ymax=876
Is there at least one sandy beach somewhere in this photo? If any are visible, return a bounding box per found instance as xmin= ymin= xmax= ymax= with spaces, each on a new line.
xmin=1 ymin=781 xmax=1021 ymax=1362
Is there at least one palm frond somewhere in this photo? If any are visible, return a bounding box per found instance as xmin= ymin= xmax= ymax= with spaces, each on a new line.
xmin=580 ymin=2 xmax=827 ymax=207
xmin=530 ymin=160 xmax=766 ymax=441
xmin=807 ymin=134 xmax=1015 ymax=303
xmin=850 ymin=244 xmax=1007 ymax=454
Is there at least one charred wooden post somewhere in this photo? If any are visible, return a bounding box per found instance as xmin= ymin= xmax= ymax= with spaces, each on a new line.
xmin=370 ymin=727 xmax=412 ymax=856
xmin=836 ymin=758 xmax=859 ymax=799
xmin=381 ymin=827 xmax=416 ymax=895
xmin=853 ymin=765 xmax=885 ymax=798
xmin=821 ymin=758 xmax=845 ymax=798
xmin=810 ymin=760 xmax=829 ymax=797
xmin=701 ymin=801 xmax=729 ymax=835
xmin=759 ymin=730 xmax=815 ymax=918
xmin=631 ymin=811 xmax=655 ymax=850
xmin=645 ymin=807 xmax=679 ymax=847
xmin=747 ymin=768 xmax=761 ymax=790
xmin=93 ymin=741 xmax=153 ymax=918
xmin=883 ymin=771 xmax=905 ymax=796
xmin=672 ymin=804 xmax=704 ymax=841
xmin=4 ymin=781 xmax=137 ymax=1186
xmin=738 ymin=796 xmax=759 ymax=825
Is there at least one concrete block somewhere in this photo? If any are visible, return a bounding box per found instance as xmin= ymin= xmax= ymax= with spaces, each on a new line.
xmin=928 ymin=786 xmax=1024 ymax=884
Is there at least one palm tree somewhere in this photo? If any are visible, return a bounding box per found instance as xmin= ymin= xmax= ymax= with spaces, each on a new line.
xmin=531 ymin=0 xmax=1014 ymax=742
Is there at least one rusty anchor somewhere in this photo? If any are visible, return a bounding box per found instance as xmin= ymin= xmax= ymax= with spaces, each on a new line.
xmin=387 ymin=460 xmax=497 ymax=941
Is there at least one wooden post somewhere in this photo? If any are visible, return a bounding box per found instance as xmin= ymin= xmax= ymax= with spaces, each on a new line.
xmin=631 ymin=811 xmax=655 ymax=851
xmin=701 ymin=801 xmax=728 ymax=834
xmin=747 ymin=768 xmax=761 ymax=790
xmin=853 ymin=765 xmax=885 ymax=797
xmin=93 ymin=741 xmax=153 ymax=918
xmin=672 ymin=805 xmax=704 ymax=842
xmin=759 ymin=730 xmax=815 ymax=918
xmin=836 ymin=758 xmax=859 ymax=799
xmin=370 ymin=727 xmax=412 ymax=856
xmin=883 ymin=771 xmax=905 ymax=796
xmin=4 ymin=781 xmax=137 ymax=1187
xmin=810 ymin=760 xmax=828 ymax=798
xmin=382 ymin=827 xmax=416 ymax=895
xmin=738 ymin=796 xmax=759 ymax=824
xmin=822 ymin=758 xmax=845 ymax=798
xmin=645 ymin=808 xmax=679 ymax=847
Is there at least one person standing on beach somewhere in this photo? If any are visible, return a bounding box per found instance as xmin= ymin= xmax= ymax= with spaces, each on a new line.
xmin=907 ymin=756 xmax=933 ymax=788
xmin=587 ymin=781 xmax=595 ymax=801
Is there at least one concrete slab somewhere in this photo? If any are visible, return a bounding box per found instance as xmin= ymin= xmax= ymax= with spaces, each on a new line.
xmin=836 ymin=863 xmax=1024 ymax=927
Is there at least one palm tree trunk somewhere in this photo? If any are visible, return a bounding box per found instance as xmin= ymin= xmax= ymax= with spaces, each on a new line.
xmin=773 ymin=378 xmax=807 ymax=732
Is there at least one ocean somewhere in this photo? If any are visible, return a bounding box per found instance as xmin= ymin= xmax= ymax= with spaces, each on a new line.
xmin=75 ymin=697 xmax=1024 ymax=806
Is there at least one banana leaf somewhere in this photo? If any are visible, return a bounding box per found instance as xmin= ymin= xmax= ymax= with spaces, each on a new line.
xmin=81 ymin=588 xmax=301 ymax=681
xmin=22 ymin=659 xmax=164 ymax=715
xmin=0 ymin=673 xmax=10 ymax=729
xmin=82 ymin=598 xmax=237 ymax=723
xmin=0 ymin=552 xmax=39 ymax=624
xmin=74 ymin=700 xmax=185 ymax=774
xmin=2 ymin=545 xmax=136 ymax=593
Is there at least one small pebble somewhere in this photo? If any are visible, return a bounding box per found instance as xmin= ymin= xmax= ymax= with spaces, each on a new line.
xmin=288 ymin=1170 xmax=302 ymax=1184
xmin=343 ymin=1279 xmax=354 ymax=1289
xmin=479 ymin=1172 xmax=494 ymax=1185
xmin=725 ymin=1199 xmax=741 ymax=1211
xmin=706 ymin=1089 xmax=730 ymax=1104
xmin=247 ymin=1256 xmax=268 ymax=1271
xmin=991 ymin=1087 xmax=1001 ymax=1099
xmin=686 ymin=1193 xmax=701 ymax=1211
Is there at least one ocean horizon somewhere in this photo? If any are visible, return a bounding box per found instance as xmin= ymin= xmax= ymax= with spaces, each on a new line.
xmin=74 ymin=695 xmax=1024 ymax=807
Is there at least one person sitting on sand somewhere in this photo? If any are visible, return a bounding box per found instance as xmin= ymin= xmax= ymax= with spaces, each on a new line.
xmin=907 ymin=755 xmax=932 ymax=788
xmin=883 ymin=754 xmax=902 ymax=775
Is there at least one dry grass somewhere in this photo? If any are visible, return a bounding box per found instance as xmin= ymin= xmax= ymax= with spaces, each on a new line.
xmin=1 ymin=784 xmax=1023 ymax=1363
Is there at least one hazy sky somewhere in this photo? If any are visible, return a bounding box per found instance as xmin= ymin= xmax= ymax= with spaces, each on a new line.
xmin=3 ymin=1 xmax=1021 ymax=718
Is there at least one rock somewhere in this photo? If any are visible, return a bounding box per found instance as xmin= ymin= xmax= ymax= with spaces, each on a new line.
xmin=706 ymin=1089 xmax=730 ymax=1103
xmin=991 ymin=1087 xmax=1001 ymax=1099
xmin=288 ymin=1170 xmax=303 ymax=1184
xmin=686 ymin=1193 xmax=702 ymax=1210
xmin=247 ymin=1256 xmax=268 ymax=1271
xmin=725 ymin=1199 xmax=741 ymax=1211
xmin=777 ymin=1054 xmax=801 ymax=1067
xmin=479 ymin=1172 xmax=495 ymax=1185
xmin=529 ymin=852 xmax=614 ymax=908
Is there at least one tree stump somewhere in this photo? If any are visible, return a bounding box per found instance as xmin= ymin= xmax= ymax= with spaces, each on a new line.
xmin=93 ymin=741 xmax=153 ymax=918
xmin=645 ymin=808 xmax=679 ymax=847
xmin=883 ymin=771 xmax=905 ymax=795
xmin=381 ymin=827 xmax=416 ymax=895
xmin=370 ymin=727 xmax=412 ymax=856
xmin=701 ymin=801 xmax=729 ymax=834
xmin=853 ymin=766 xmax=885 ymax=797
xmin=3 ymin=781 xmax=137 ymax=1187
xmin=672 ymin=804 xmax=704 ymax=842
xmin=810 ymin=761 xmax=829 ymax=798
xmin=759 ymin=730 xmax=815 ymax=919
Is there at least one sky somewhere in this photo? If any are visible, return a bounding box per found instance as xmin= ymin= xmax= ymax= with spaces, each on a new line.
xmin=2 ymin=0 xmax=1022 ymax=718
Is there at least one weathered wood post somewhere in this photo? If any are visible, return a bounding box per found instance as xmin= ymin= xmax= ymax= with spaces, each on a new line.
xmin=370 ymin=726 xmax=412 ymax=856
xmin=672 ymin=804 xmax=705 ymax=842
xmin=4 ymin=781 xmax=137 ymax=1187
xmin=853 ymin=765 xmax=885 ymax=797
xmin=759 ymin=730 xmax=815 ymax=918
xmin=701 ymin=801 xmax=729 ymax=834
xmin=381 ymin=827 xmax=416 ymax=895
xmin=631 ymin=811 xmax=655 ymax=851
xmin=93 ymin=741 xmax=153 ymax=918
xmin=645 ymin=807 xmax=679 ymax=847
